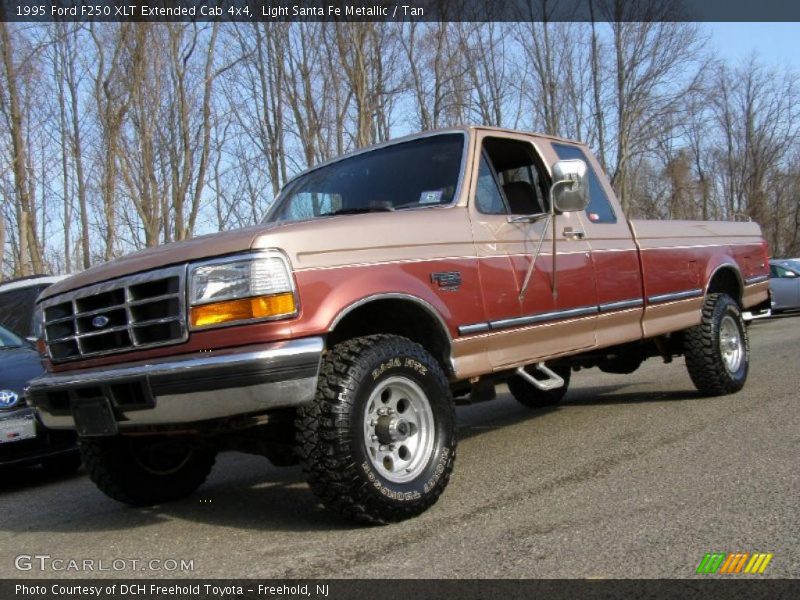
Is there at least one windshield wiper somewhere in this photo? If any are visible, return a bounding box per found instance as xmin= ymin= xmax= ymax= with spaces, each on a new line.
xmin=319 ymin=207 xmax=395 ymax=217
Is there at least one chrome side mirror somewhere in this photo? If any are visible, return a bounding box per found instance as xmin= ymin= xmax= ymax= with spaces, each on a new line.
xmin=551 ymin=159 xmax=589 ymax=213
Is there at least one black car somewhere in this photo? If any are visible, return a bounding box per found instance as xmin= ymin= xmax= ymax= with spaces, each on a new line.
xmin=0 ymin=324 xmax=80 ymax=471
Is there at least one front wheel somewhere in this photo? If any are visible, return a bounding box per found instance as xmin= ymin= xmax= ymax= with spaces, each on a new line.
xmin=683 ymin=293 xmax=749 ymax=396
xmin=296 ymin=335 xmax=456 ymax=524
xmin=80 ymin=435 xmax=217 ymax=506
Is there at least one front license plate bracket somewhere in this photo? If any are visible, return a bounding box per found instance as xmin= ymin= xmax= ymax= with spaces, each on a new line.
xmin=72 ymin=397 xmax=118 ymax=437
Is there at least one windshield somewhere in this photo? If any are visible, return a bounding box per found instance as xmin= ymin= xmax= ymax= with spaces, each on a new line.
xmin=265 ymin=133 xmax=465 ymax=223
xmin=0 ymin=324 xmax=25 ymax=349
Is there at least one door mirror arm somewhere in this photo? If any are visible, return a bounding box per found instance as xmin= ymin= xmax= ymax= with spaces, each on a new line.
xmin=517 ymin=214 xmax=552 ymax=303
xmin=547 ymin=161 xmax=590 ymax=298
xmin=514 ymin=174 xmax=586 ymax=302
xmin=550 ymin=185 xmax=559 ymax=300
xmin=507 ymin=212 xmax=549 ymax=224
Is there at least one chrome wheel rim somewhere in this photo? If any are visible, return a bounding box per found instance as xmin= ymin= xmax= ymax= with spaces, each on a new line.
xmin=363 ymin=376 xmax=435 ymax=484
xmin=719 ymin=315 xmax=744 ymax=373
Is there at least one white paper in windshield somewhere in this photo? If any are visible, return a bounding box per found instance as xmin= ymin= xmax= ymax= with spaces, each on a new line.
xmin=419 ymin=190 xmax=443 ymax=204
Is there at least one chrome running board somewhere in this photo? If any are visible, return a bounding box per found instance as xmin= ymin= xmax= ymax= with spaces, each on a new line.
xmin=515 ymin=363 xmax=565 ymax=391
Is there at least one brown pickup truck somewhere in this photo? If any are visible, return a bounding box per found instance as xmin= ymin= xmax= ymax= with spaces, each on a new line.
xmin=28 ymin=126 xmax=770 ymax=523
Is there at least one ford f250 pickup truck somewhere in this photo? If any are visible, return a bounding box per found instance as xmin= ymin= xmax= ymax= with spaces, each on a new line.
xmin=28 ymin=126 xmax=771 ymax=523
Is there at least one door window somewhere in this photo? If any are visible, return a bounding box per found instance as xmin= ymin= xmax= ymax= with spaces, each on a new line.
xmin=551 ymin=143 xmax=617 ymax=224
xmin=475 ymin=153 xmax=508 ymax=215
xmin=476 ymin=138 xmax=550 ymax=216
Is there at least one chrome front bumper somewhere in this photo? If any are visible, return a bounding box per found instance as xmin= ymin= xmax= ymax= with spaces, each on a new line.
xmin=27 ymin=337 xmax=324 ymax=431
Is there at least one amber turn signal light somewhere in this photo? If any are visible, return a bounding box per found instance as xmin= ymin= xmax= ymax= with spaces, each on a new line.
xmin=190 ymin=292 xmax=296 ymax=328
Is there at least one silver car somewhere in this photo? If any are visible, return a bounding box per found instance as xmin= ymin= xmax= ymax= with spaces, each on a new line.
xmin=770 ymin=259 xmax=800 ymax=313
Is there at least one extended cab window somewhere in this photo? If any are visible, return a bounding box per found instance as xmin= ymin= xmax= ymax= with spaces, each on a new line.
xmin=267 ymin=134 xmax=464 ymax=222
xmin=477 ymin=137 xmax=549 ymax=215
xmin=551 ymin=142 xmax=617 ymax=224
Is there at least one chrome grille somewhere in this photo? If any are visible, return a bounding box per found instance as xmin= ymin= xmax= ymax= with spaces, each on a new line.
xmin=41 ymin=266 xmax=187 ymax=362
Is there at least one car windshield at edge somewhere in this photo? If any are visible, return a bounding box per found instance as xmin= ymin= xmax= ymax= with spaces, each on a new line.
xmin=265 ymin=134 xmax=464 ymax=223
xmin=0 ymin=324 xmax=25 ymax=349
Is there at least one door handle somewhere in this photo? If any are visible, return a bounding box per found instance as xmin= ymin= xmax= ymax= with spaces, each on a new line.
xmin=562 ymin=227 xmax=585 ymax=240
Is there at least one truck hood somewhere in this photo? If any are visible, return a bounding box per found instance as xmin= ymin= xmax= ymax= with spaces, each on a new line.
xmin=39 ymin=207 xmax=472 ymax=301
xmin=40 ymin=223 xmax=275 ymax=300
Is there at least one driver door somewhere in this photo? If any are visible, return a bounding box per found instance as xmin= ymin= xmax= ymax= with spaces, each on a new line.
xmin=468 ymin=132 xmax=598 ymax=370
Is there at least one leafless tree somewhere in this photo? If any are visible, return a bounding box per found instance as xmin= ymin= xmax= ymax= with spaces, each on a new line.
xmin=1 ymin=21 xmax=800 ymax=278
xmin=0 ymin=23 xmax=44 ymax=274
xmin=90 ymin=23 xmax=131 ymax=258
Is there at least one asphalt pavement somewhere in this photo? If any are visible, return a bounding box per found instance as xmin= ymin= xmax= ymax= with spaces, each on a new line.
xmin=1 ymin=314 xmax=798 ymax=579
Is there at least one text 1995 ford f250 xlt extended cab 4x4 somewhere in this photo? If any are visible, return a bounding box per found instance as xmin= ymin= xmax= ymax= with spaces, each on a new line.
xmin=28 ymin=127 xmax=770 ymax=523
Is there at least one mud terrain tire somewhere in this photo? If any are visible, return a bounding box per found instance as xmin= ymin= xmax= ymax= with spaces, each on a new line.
xmin=80 ymin=435 xmax=216 ymax=506
xmin=684 ymin=293 xmax=749 ymax=396
xmin=296 ymin=335 xmax=456 ymax=524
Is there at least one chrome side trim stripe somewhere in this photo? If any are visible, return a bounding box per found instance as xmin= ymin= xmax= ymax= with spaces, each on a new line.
xmin=490 ymin=306 xmax=599 ymax=330
xmin=744 ymin=274 xmax=769 ymax=285
xmin=458 ymin=302 xmax=615 ymax=336
xmin=458 ymin=290 xmax=704 ymax=337
xmin=458 ymin=323 xmax=490 ymax=335
xmin=647 ymin=288 xmax=703 ymax=304
xmin=458 ymin=278 xmax=752 ymax=336
xmin=598 ymin=298 xmax=644 ymax=312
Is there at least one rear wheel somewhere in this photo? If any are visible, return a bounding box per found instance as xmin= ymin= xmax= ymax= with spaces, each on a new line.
xmin=684 ymin=293 xmax=749 ymax=396
xmin=296 ymin=335 xmax=456 ymax=524
xmin=80 ymin=435 xmax=216 ymax=506
xmin=507 ymin=365 xmax=571 ymax=408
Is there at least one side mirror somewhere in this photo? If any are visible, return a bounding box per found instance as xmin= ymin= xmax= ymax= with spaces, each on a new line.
xmin=551 ymin=159 xmax=589 ymax=213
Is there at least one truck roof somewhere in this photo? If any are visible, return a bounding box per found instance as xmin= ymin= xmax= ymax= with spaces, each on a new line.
xmin=280 ymin=125 xmax=584 ymax=191
xmin=467 ymin=124 xmax=585 ymax=145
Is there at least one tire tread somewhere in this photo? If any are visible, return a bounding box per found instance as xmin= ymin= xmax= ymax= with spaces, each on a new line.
xmin=295 ymin=334 xmax=455 ymax=524
xmin=683 ymin=293 xmax=748 ymax=396
xmin=80 ymin=437 xmax=216 ymax=506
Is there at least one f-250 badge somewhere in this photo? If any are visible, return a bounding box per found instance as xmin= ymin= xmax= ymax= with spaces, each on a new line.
xmin=431 ymin=271 xmax=462 ymax=291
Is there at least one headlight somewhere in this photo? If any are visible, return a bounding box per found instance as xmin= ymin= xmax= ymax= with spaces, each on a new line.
xmin=188 ymin=252 xmax=298 ymax=329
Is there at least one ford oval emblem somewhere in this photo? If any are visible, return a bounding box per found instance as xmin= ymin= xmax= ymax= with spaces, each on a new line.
xmin=92 ymin=315 xmax=110 ymax=328
xmin=0 ymin=390 xmax=19 ymax=408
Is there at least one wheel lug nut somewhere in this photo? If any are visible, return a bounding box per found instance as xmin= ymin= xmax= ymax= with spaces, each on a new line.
xmin=371 ymin=435 xmax=379 ymax=442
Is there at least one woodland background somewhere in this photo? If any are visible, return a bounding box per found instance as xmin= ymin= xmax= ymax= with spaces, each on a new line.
xmin=2 ymin=16 xmax=799 ymax=278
